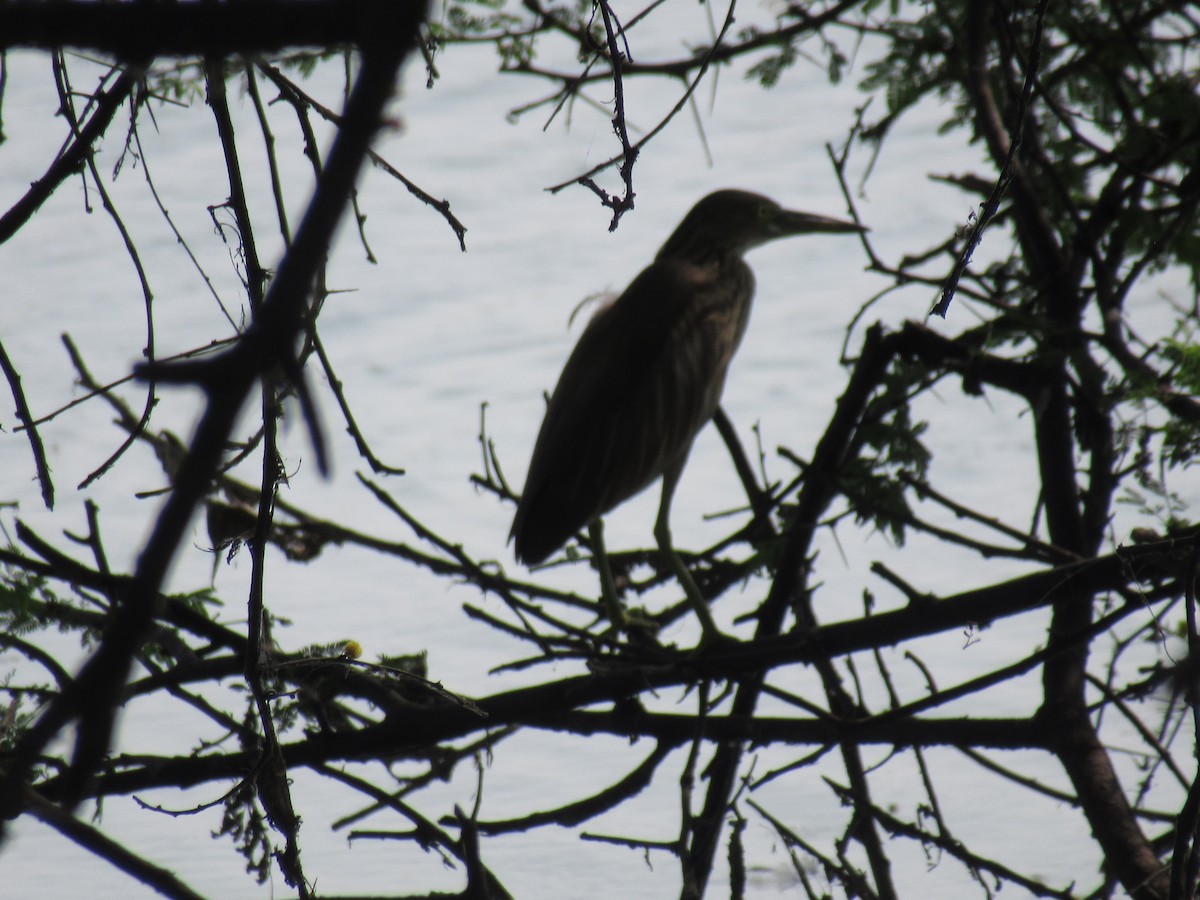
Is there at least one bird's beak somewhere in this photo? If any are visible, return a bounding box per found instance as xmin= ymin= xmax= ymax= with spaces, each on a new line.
xmin=776 ymin=209 xmax=866 ymax=236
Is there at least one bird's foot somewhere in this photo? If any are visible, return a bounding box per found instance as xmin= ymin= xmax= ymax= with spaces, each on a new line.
xmin=690 ymin=622 xmax=739 ymax=654
xmin=600 ymin=604 xmax=662 ymax=643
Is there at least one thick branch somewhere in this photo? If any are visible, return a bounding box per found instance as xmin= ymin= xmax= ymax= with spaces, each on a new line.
xmin=0 ymin=0 xmax=400 ymax=57
xmin=0 ymin=0 xmax=430 ymax=820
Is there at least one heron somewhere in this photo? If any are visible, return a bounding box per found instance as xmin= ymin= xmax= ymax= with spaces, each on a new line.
xmin=510 ymin=189 xmax=864 ymax=640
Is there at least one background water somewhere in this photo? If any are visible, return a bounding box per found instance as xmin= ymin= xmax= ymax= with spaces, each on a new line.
xmin=0 ymin=17 xmax=1187 ymax=899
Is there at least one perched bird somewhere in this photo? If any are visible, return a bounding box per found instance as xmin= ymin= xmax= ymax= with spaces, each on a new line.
xmin=510 ymin=189 xmax=864 ymax=637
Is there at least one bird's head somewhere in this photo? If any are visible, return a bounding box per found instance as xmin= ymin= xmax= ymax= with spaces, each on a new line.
xmin=657 ymin=189 xmax=865 ymax=262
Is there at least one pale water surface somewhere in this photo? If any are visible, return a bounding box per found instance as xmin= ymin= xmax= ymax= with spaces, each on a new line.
xmin=0 ymin=22 xmax=1181 ymax=899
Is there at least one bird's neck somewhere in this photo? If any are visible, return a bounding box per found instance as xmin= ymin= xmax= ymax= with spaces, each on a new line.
xmin=655 ymin=241 xmax=745 ymax=268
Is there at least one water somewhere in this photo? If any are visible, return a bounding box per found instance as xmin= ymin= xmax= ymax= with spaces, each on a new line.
xmin=0 ymin=25 xmax=1184 ymax=900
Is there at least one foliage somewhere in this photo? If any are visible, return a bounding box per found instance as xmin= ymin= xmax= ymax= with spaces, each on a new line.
xmin=1 ymin=1 xmax=1199 ymax=899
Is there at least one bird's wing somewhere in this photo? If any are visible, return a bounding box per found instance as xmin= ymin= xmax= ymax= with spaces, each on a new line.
xmin=512 ymin=258 xmax=747 ymax=563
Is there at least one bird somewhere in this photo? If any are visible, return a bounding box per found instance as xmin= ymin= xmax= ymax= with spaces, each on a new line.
xmin=510 ymin=189 xmax=864 ymax=639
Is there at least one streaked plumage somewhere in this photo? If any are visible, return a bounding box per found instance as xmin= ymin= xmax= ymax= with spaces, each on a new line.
xmin=511 ymin=189 xmax=863 ymax=571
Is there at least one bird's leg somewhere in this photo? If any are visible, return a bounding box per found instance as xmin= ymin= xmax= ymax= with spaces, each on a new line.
xmin=655 ymin=463 xmax=724 ymax=643
xmin=589 ymin=519 xmax=661 ymax=637
xmin=588 ymin=519 xmax=626 ymax=630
